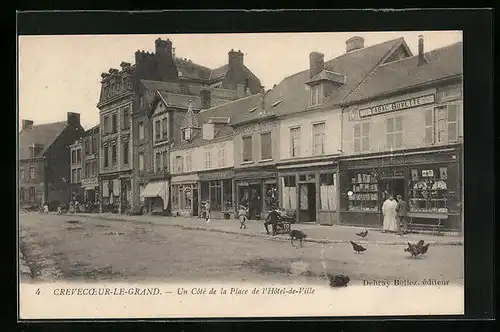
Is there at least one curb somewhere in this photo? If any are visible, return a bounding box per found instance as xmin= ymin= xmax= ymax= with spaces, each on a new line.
xmin=81 ymin=214 xmax=463 ymax=247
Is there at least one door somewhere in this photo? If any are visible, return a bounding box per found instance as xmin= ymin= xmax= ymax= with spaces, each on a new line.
xmin=192 ymin=188 xmax=199 ymax=216
xmin=298 ymin=182 xmax=317 ymax=222
xmin=378 ymin=177 xmax=405 ymax=224
xmin=249 ymin=184 xmax=262 ymax=218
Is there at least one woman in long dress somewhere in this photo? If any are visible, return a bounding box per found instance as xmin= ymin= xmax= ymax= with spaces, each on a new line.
xmin=382 ymin=194 xmax=398 ymax=232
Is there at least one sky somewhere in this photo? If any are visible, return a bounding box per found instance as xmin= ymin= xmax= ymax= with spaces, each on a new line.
xmin=18 ymin=31 xmax=462 ymax=131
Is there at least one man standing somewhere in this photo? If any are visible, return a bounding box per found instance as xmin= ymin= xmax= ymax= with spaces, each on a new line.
xmin=396 ymin=194 xmax=408 ymax=235
xmin=264 ymin=206 xmax=280 ymax=235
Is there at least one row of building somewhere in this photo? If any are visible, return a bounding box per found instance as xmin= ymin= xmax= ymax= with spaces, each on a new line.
xmin=19 ymin=35 xmax=463 ymax=232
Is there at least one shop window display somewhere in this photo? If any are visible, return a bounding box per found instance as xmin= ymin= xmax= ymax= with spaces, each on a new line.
xmin=346 ymin=172 xmax=379 ymax=212
xmin=280 ymin=176 xmax=296 ymax=210
xmin=409 ymin=167 xmax=449 ymax=213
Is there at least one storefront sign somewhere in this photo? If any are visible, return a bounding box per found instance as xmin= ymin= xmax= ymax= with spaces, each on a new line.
xmin=235 ymin=120 xmax=277 ymax=136
xmin=81 ymin=178 xmax=98 ymax=188
xmin=359 ymin=94 xmax=435 ymax=118
xmin=171 ymin=174 xmax=199 ymax=184
xmin=422 ymin=169 xmax=434 ymax=177
xmin=198 ymin=170 xmax=234 ymax=181
xmin=380 ymin=169 xmax=405 ymax=178
xmin=234 ymin=169 xmax=277 ymax=180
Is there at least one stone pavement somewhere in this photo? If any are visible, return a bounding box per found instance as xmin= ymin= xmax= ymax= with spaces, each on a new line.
xmin=74 ymin=213 xmax=463 ymax=246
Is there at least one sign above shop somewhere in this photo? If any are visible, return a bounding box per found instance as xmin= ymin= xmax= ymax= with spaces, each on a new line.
xmin=359 ymin=94 xmax=436 ymax=118
xmin=198 ymin=170 xmax=234 ymax=181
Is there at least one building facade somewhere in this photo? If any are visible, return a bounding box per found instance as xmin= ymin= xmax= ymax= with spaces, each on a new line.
xmin=97 ymin=37 xmax=262 ymax=215
xmin=19 ymin=112 xmax=84 ymax=209
xmin=81 ymin=125 xmax=100 ymax=206
xmin=266 ymin=36 xmax=412 ymax=224
xmin=339 ymin=38 xmax=463 ymax=231
xmin=69 ymin=139 xmax=84 ymax=202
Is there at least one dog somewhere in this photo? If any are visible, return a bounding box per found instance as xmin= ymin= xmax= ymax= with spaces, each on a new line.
xmin=290 ymin=229 xmax=307 ymax=248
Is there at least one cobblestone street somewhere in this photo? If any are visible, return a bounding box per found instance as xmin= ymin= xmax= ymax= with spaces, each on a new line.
xmin=19 ymin=212 xmax=464 ymax=285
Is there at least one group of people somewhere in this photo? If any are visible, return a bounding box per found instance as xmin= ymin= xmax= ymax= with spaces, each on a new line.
xmin=382 ymin=193 xmax=409 ymax=235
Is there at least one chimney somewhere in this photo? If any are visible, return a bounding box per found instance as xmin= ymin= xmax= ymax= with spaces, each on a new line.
xmin=155 ymin=38 xmax=173 ymax=57
xmin=418 ymin=35 xmax=427 ymax=66
xmin=237 ymin=83 xmax=246 ymax=98
xmin=120 ymin=62 xmax=131 ymax=70
xmin=21 ymin=120 xmax=33 ymax=130
xmin=228 ymin=49 xmax=244 ymax=69
xmin=309 ymin=52 xmax=324 ymax=78
xmin=200 ymin=88 xmax=211 ymax=110
xmin=67 ymin=112 xmax=81 ymax=127
xmin=346 ymin=36 xmax=365 ymax=53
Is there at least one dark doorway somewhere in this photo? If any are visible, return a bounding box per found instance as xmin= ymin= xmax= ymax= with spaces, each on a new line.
xmin=248 ymin=184 xmax=262 ymax=219
xmin=378 ymin=177 xmax=405 ymax=223
xmin=192 ymin=189 xmax=199 ymax=216
xmin=299 ymin=182 xmax=316 ymax=222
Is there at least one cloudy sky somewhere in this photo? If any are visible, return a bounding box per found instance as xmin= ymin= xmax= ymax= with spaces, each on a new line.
xmin=18 ymin=31 xmax=462 ymax=130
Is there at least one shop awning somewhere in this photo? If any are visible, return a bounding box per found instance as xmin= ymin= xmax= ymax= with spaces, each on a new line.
xmin=142 ymin=180 xmax=169 ymax=209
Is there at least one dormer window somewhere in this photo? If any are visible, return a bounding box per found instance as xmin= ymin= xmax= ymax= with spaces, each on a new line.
xmin=310 ymin=84 xmax=322 ymax=106
xmin=183 ymin=128 xmax=192 ymax=141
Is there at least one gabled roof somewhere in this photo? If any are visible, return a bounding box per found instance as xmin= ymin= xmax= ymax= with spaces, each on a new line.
xmin=19 ymin=121 xmax=67 ymax=160
xmin=171 ymin=93 xmax=262 ymax=150
xmin=305 ymin=69 xmax=347 ymax=85
xmin=209 ymin=64 xmax=229 ymax=80
xmin=157 ymin=91 xmax=232 ymax=111
xmin=262 ymin=38 xmax=405 ymax=118
xmin=180 ymin=102 xmax=200 ymax=129
xmin=343 ymin=42 xmax=463 ymax=105
xmin=174 ymin=57 xmax=211 ymax=80
xmin=141 ymin=79 xmax=238 ymax=101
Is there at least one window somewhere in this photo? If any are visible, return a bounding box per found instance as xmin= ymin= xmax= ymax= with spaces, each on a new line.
xmin=29 ymin=166 xmax=35 ymax=180
xmin=139 ymin=122 xmax=145 ymax=140
xmin=242 ymin=136 xmax=253 ymax=162
xmin=20 ymin=188 xmax=25 ymax=201
xmin=71 ymin=150 xmax=77 ymax=164
xmin=91 ymin=136 xmax=97 ymax=153
xmin=175 ymin=156 xmax=183 ymax=172
xmin=290 ymin=127 xmax=300 ymax=157
xmin=260 ymin=132 xmax=272 ymax=160
xmin=185 ymin=154 xmax=192 ymax=172
xmin=138 ymin=152 xmax=144 ymax=171
xmin=155 ymin=152 xmax=161 ymax=172
xmin=312 ymin=122 xmax=325 ymax=155
xmin=20 ymin=169 xmax=25 ymax=181
xmin=28 ymin=187 xmax=35 ymax=201
xmin=155 ymin=120 xmax=161 ymax=141
xmin=386 ymin=116 xmax=403 ymax=149
xmin=84 ymin=139 xmax=90 ymax=154
xmin=424 ymin=109 xmax=434 ymax=144
xmin=437 ymin=105 xmax=459 ymax=143
xmin=437 ymin=84 xmax=462 ymax=102
xmin=77 ymin=168 xmax=82 ymax=183
xmin=209 ymin=180 xmax=222 ymax=211
xmin=353 ymin=122 xmax=370 ymax=152
xmin=320 ymin=173 xmax=337 ymax=211
xmin=76 ymin=148 xmax=82 ymax=163
xmin=103 ymin=116 xmax=109 ymax=134
xmin=92 ymin=161 xmax=97 ymax=177
xmin=280 ymin=176 xmax=297 ymax=210
xmin=111 ymin=113 xmax=117 ymax=133
xmin=204 ymin=150 xmax=212 ymax=169
xmin=123 ymin=141 xmax=129 ymax=165
xmin=71 ymin=169 xmax=77 ymax=183
xmin=408 ymin=165 xmax=454 ymax=213
xmin=218 ymin=145 xmax=226 ymax=167
xmin=103 ymin=146 xmax=109 ymax=167
xmin=183 ymin=128 xmax=192 ymax=141
xmin=111 ymin=144 xmax=117 ymax=165
xmin=122 ymin=108 xmax=130 ymax=130
xmin=162 ymin=151 xmax=169 ymax=171
xmin=310 ymin=84 xmax=321 ymax=106
xmin=344 ymin=171 xmax=379 ymax=212
xmin=162 ymin=118 xmax=168 ymax=139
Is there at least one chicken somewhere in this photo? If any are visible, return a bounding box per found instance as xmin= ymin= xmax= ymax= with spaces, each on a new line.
xmin=327 ymin=273 xmax=350 ymax=287
xmin=419 ymin=243 xmax=430 ymax=256
xmin=417 ymin=240 xmax=425 ymax=247
xmin=404 ymin=241 xmax=429 ymax=257
xmin=350 ymin=241 xmax=366 ymax=253
xmin=356 ymin=230 xmax=368 ymax=238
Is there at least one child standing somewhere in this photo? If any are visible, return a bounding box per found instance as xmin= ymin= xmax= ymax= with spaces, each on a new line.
xmin=205 ymin=202 xmax=211 ymax=224
xmin=238 ymin=205 xmax=248 ymax=229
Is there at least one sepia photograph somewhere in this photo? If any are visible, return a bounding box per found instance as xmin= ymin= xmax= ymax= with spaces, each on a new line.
xmin=18 ymin=28 xmax=466 ymax=319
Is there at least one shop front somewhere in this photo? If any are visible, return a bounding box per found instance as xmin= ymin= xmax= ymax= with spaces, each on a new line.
xmin=142 ymin=179 xmax=169 ymax=215
xmin=339 ymin=146 xmax=462 ymax=231
xmin=81 ymin=177 xmax=99 ymax=212
xmin=199 ymin=169 xmax=234 ymax=220
xmin=234 ymin=167 xmax=277 ymax=220
xmin=278 ymin=160 xmax=339 ymax=224
xmin=171 ymin=174 xmax=199 ymax=217
xmin=101 ymin=177 xmax=120 ymax=213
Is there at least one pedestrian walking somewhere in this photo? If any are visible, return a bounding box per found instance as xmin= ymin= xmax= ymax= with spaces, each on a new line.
xmin=238 ymin=205 xmax=248 ymax=229
xmin=396 ymin=194 xmax=409 ymax=235
xmin=205 ymin=202 xmax=211 ymax=224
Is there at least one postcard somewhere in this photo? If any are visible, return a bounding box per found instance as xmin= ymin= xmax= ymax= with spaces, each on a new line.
xmin=18 ymin=29 xmax=464 ymax=319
